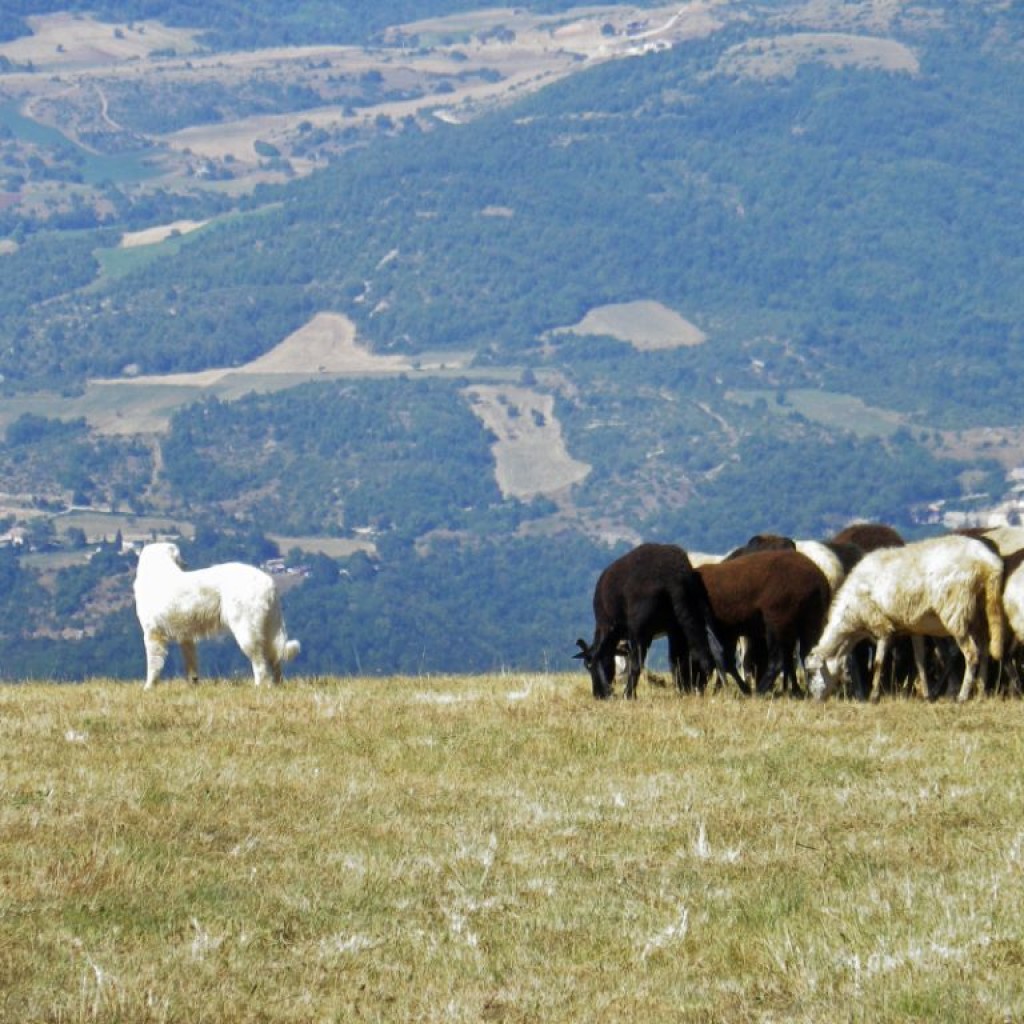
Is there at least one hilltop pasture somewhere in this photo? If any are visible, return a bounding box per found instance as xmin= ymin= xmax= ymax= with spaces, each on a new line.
xmin=2 ymin=674 xmax=1024 ymax=1022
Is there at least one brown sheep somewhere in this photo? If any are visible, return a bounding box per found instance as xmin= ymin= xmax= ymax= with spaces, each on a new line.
xmin=697 ymin=549 xmax=831 ymax=697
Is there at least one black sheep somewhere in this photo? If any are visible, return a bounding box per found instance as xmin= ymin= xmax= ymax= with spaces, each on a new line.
xmin=575 ymin=543 xmax=726 ymax=699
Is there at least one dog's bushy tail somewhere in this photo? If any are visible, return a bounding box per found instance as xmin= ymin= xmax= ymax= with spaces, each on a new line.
xmin=268 ymin=597 xmax=301 ymax=666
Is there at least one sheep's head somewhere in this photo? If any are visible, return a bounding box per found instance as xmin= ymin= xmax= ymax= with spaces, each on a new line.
xmin=574 ymin=637 xmax=615 ymax=699
xmin=804 ymin=649 xmax=838 ymax=701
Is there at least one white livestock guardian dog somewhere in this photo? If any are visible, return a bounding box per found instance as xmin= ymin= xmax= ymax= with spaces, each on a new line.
xmin=134 ymin=541 xmax=300 ymax=688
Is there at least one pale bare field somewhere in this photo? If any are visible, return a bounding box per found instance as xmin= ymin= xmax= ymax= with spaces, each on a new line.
xmin=726 ymin=387 xmax=906 ymax=438
xmin=120 ymin=220 xmax=209 ymax=248
xmin=268 ymin=534 xmax=376 ymax=559
xmin=2 ymin=675 xmax=1024 ymax=1023
xmin=717 ymin=31 xmax=920 ymax=79
xmin=55 ymin=314 xmax=418 ymax=436
xmin=548 ymin=300 xmax=708 ymax=351
xmin=0 ymin=13 xmax=201 ymax=70
xmin=464 ymin=384 xmax=592 ymax=499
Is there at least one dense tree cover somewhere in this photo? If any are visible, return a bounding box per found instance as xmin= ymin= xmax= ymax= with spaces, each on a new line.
xmin=160 ymin=378 xmax=505 ymax=535
xmin=649 ymin=429 xmax=998 ymax=552
xmin=0 ymin=415 xmax=152 ymax=510
xmin=284 ymin=530 xmax=610 ymax=676
xmin=0 ymin=230 xmax=107 ymax=337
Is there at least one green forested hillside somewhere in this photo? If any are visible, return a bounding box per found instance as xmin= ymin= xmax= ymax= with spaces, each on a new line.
xmin=4 ymin=4 xmax=1021 ymax=418
xmin=0 ymin=0 xmax=1021 ymax=679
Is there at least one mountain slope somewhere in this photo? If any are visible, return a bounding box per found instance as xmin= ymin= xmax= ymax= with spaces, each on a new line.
xmin=0 ymin=0 xmax=1021 ymax=678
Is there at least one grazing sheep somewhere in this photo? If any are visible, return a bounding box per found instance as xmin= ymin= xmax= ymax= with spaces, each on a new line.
xmin=718 ymin=534 xmax=861 ymax=693
xmin=724 ymin=533 xmax=796 ymax=559
xmin=962 ymin=525 xmax=1024 ymax=559
xmin=134 ymin=541 xmax=300 ymax=688
xmin=806 ymin=534 xmax=1005 ymax=703
xmin=998 ymin=550 xmax=1024 ymax=693
xmin=826 ymin=522 xmax=907 ymax=698
xmin=829 ymin=521 xmax=904 ymax=553
xmin=725 ymin=532 xmax=861 ymax=599
xmin=575 ymin=542 xmax=725 ymax=699
xmin=794 ymin=541 xmax=849 ymax=596
xmin=697 ymin=549 xmax=831 ymax=697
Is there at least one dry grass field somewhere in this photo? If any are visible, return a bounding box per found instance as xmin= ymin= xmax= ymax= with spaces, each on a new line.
xmin=3 ymin=674 xmax=1024 ymax=1023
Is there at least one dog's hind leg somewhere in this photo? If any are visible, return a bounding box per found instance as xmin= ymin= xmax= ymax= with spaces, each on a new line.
xmin=181 ymin=639 xmax=200 ymax=684
xmin=248 ymin=651 xmax=274 ymax=687
xmin=233 ymin=629 xmax=275 ymax=686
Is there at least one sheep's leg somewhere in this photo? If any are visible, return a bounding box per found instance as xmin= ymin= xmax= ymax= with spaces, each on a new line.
xmin=784 ymin=645 xmax=805 ymax=699
xmin=623 ymin=641 xmax=645 ymax=699
xmin=910 ymin=635 xmax=930 ymax=700
xmin=181 ymin=639 xmax=200 ymax=685
xmin=849 ymin=642 xmax=871 ymax=701
xmin=754 ymin=634 xmax=786 ymax=696
xmin=143 ymin=633 xmax=168 ymax=689
xmin=926 ymin=640 xmax=954 ymax=698
xmin=1004 ymin=642 xmax=1023 ymax=697
xmin=869 ymin=636 xmax=892 ymax=703
xmin=667 ymin=634 xmax=690 ymax=693
xmin=956 ymin=635 xmax=981 ymax=704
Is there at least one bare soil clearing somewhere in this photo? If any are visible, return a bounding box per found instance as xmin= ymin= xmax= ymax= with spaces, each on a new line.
xmin=464 ymin=384 xmax=591 ymax=500
xmin=120 ymin=219 xmax=208 ymax=247
xmin=548 ymin=299 xmax=707 ymax=350
xmin=717 ymin=30 xmax=919 ymax=79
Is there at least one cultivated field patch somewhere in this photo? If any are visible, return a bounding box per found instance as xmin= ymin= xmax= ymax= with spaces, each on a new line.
xmin=727 ymin=387 xmax=906 ymax=437
xmin=268 ymin=533 xmax=376 ymax=559
xmin=0 ymin=13 xmax=201 ymax=71
xmin=54 ymin=313 xmax=436 ymax=436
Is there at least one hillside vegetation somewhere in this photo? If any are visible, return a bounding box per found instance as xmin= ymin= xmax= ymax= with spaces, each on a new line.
xmin=0 ymin=1 xmax=1021 ymax=677
xmin=4 ymin=676 xmax=1024 ymax=1022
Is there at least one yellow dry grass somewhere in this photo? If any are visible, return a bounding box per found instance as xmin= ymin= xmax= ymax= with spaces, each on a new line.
xmin=2 ymin=675 xmax=1024 ymax=1023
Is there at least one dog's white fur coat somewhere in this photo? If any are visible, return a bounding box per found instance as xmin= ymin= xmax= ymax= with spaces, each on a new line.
xmin=134 ymin=541 xmax=300 ymax=687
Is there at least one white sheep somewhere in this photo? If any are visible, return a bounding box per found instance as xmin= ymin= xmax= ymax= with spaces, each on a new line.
xmin=133 ymin=541 xmax=300 ymax=688
xmin=794 ymin=540 xmax=846 ymax=596
xmin=806 ymin=534 xmax=1004 ymax=703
